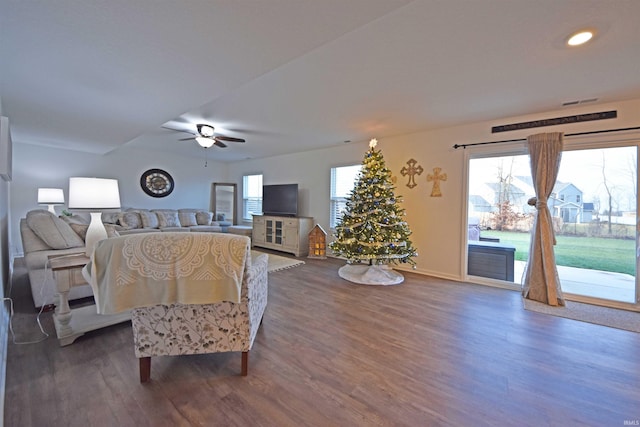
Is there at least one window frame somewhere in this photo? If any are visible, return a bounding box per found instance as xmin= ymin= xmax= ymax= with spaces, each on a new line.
xmin=330 ymin=164 xmax=362 ymax=229
xmin=242 ymin=174 xmax=263 ymax=221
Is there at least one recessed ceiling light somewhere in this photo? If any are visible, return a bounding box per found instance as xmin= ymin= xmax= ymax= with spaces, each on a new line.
xmin=567 ymin=30 xmax=594 ymax=46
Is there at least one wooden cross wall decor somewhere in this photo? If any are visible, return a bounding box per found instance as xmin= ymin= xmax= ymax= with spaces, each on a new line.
xmin=426 ymin=167 xmax=447 ymax=197
xmin=400 ymin=158 xmax=423 ymax=189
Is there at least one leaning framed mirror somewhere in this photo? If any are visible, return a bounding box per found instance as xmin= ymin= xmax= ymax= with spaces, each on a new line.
xmin=210 ymin=183 xmax=237 ymax=225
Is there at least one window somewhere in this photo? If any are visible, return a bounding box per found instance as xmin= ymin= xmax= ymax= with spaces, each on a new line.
xmin=243 ymin=174 xmax=262 ymax=220
xmin=330 ymin=165 xmax=361 ymax=228
xmin=466 ymin=143 xmax=639 ymax=306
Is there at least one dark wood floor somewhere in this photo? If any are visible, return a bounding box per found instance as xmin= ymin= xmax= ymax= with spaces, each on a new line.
xmin=5 ymin=256 xmax=640 ymax=426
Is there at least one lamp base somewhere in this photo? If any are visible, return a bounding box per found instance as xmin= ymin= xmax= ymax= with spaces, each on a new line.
xmin=85 ymin=212 xmax=108 ymax=257
xmin=47 ymin=205 xmax=57 ymax=215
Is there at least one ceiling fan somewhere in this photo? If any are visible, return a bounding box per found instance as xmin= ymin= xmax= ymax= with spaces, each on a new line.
xmin=167 ymin=123 xmax=246 ymax=148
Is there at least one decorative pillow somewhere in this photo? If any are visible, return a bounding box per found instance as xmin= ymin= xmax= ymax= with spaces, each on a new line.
xmin=156 ymin=211 xmax=181 ymax=228
xmin=101 ymin=212 xmax=121 ymax=224
xmin=26 ymin=209 xmax=85 ymax=249
xmin=216 ymin=213 xmax=226 ymax=221
xmin=70 ymin=223 xmax=120 ymax=241
xmin=196 ymin=211 xmax=213 ymax=225
xmin=178 ymin=211 xmax=198 ymax=227
xmin=138 ymin=211 xmax=160 ymax=229
xmin=59 ymin=214 xmax=89 ymax=225
xmin=118 ymin=212 xmax=142 ymax=229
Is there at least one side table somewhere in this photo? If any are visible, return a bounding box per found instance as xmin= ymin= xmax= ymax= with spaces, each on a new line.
xmin=49 ymin=253 xmax=131 ymax=346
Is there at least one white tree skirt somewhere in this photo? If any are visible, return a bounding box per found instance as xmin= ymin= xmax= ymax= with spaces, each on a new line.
xmin=338 ymin=264 xmax=404 ymax=285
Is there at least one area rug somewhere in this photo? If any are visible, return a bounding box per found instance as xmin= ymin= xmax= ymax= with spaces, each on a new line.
xmin=252 ymin=250 xmax=305 ymax=273
xmin=523 ymin=298 xmax=640 ymax=333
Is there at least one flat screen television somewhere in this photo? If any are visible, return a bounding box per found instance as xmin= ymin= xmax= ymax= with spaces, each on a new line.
xmin=262 ymin=184 xmax=298 ymax=217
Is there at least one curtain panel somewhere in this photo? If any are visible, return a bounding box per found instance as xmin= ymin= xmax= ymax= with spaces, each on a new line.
xmin=522 ymin=132 xmax=565 ymax=306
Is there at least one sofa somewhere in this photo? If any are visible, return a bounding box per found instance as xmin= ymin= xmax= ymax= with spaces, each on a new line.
xmin=83 ymin=232 xmax=268 ymax=382
xmin=20 ymin=208 xmax=226 ymax=308
xmin=104 ymin=208 xmax=223 ymax=234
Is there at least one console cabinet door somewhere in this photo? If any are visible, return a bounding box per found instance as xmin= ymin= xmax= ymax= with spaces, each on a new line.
xmin=282 ymin=219 xmax=299 ymax=251
xmin=252 ymin=216 xmax=266 ymax=245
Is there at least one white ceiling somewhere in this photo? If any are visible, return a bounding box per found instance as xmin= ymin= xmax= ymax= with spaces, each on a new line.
xmin=2 ymin=0 xmax=640 ymax=162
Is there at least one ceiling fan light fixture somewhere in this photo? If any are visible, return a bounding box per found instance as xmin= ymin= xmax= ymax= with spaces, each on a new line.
xmin=195 ymin=136 xmax=214 ymax=148
xmin=198 ymin=124 xmax=215 ymax=137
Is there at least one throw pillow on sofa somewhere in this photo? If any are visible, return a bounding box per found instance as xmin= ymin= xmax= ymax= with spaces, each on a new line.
xmin=118 ymin=211 xmax=143 ymax=229
xmin=101 ymin=212 xmax=120 ymax=225
xmin=139 ymin=211 xmax=159 ymax=229
xmin=196 ymin=211 xmax=213 ymax=225
xmin=156 ymin=211 xmax=181 ymax=228
xmin=178 ymin=211 xmax=198 ymax=227
xmin=59 ymin=213 xmax=89 ymax=225
xmin=26 ymin=209 xmax=85 ymax=249
xmin=69 ymin=223 xmax=120 ymax=241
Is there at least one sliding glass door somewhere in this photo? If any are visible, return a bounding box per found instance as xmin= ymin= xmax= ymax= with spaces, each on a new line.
xmin=466 ymin=142 xmax=639 ymax=307
xmin=554 ymin=146 xmax=637 ymax=303
xmin=467 ymin=153 xmax=532 ymax=288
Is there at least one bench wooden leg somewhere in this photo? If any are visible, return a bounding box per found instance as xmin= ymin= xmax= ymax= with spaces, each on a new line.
xmin=241 ymin=351 xmax=248 ymax=376
xmin=140 ymin=357 xmax=151 ymax=383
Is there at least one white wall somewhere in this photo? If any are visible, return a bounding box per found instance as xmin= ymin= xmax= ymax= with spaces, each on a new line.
xmin=8 ymin=98 xmax=640 ymax=277
xmin=10 ymin=143 xmax=230 ymax=254
xmin=230 ymin=98 xmax=640 ymax=281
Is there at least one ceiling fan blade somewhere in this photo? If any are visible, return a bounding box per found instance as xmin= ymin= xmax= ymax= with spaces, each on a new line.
xmin=215 ymin=136 xmax=245 ymax=143
xmin=214 ymin=140 xmax=227 ymax=148
xmin=162 ymin=125 xmax=195 ymax=135
xmin=179 ymin=137 xmax=195 ymax=141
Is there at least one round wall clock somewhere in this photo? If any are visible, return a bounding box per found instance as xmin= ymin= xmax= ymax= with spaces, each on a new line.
xmin=140 ymin=168 xmax=174 ymax=198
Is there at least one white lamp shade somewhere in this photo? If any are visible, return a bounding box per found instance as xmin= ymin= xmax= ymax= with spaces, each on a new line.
xmin=68 ymin=177 xmax=121 ymax=209
xmin=37 ymin=188 xmax=64 ymax=204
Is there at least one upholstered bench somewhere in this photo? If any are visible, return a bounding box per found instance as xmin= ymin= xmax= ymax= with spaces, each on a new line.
xmin=228 ymin=225 xmax=253 ymax=238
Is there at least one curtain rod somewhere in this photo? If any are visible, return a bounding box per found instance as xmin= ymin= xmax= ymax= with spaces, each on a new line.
xmin=452 ymin=126 xmax=640 ymax=150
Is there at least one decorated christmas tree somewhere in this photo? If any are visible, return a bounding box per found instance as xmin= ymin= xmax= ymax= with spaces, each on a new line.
xmin=330 ymin=139 xmax=417 ymax=285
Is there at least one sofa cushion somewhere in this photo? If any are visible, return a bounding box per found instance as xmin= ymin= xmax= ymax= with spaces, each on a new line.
xmin=178 ymin=211 xmax=198 ymax=227
xmin=196 ymin=211 xmax=213 ymax=225
xmin=156 ymin=211 xmax=181 ymax=228
xmin=69 ymin=223 xmax=120 ymax=241
xmin=139 ymin=211 xmax=160 ymax=229
xmin=160 ymin=227 xmax=191 ymax=232
xmin=118 ymin=228 xmax=158 ymax=235
xmin=20 ymin=218 xmax=52 ymax=252
xmin=26 ymin=210 xmax=85 ymax=249
xmin=190 ymin=225 xmax=223 ymax=232
xmin=118 ymin=212 xmax=143 ymax=229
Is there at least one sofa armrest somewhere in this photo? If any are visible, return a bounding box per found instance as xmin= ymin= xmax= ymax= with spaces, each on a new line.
xmin=246 ymin=253 xmax=268 ymax=346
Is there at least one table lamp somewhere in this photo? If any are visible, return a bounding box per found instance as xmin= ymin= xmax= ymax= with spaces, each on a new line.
xmin=37 ymin=188 xmax=65 ymax=214
xmin=68 ymin=177 xmax=121 ymax=256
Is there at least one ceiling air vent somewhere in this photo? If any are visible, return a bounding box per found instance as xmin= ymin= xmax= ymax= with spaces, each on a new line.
xmin=562 ymin=98 xmax=599 ymax=107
